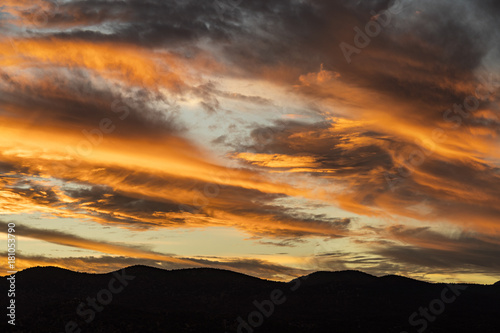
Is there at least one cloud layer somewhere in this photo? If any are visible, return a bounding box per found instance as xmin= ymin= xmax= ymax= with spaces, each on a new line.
xmin=1 ymin=0 xmax=499 ymax=282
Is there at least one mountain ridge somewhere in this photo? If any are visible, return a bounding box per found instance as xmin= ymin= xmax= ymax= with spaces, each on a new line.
xmin=4 ymin=264 xmax=493 ymax=285
xmin=2 ymin=265 xmax=499 ymax=332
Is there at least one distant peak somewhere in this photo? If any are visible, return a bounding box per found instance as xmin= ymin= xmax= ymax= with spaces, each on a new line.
xmin=292 ymin=270 xmax=377 ymax=286
xmin=378 ymin=274 xmax=430 ymax=286
xmin=307 ymin=270 xmax=376 ymax=278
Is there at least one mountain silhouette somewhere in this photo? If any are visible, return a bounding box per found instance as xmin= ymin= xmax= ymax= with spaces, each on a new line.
xmin=2 ymin=266 xmax=499 ymax=332
xmin=294 ymin=270 xmax=377 ymax=286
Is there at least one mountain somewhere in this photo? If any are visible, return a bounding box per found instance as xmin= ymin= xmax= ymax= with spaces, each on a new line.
xmin=1 ymin=266 xmax=499 ymax=333
xmin=294 ymin=270 xmax=377 ymax=286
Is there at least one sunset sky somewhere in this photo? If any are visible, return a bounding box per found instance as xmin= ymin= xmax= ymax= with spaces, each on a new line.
xmin=1 ymin=0 xmax=499 ymax=284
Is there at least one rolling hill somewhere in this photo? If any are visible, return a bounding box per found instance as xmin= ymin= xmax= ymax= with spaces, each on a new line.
xmin=1 ymin=266 xmax=499 ymax=332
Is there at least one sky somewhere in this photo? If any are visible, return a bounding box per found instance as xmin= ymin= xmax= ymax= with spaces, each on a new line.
xmin=0 ymin=0 xmax=499 ymax=284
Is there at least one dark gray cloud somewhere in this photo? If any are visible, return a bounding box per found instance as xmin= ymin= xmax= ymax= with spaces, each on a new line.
xmin=236 ymin=116 xmax=500 ymax=227
xmin=377 ymin=225 xmax=500 ymax=275
xmin=0 ymin=68 xmax=182 ymax=140
xmin=12 ymin=0 xmax=500 ymax=124
xmin=312 ymin=225 xmax=500 ymax=280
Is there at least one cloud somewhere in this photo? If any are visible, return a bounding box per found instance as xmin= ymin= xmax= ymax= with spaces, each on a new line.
xmin=0 ymin=149 xmax=353 ymax=238
xmin=373 ymin=225 xmax=500 ymax=279
xmin=234 ymin=115 xmax=500 ymax=232
xmin=0 ymin=219 xmax=196 ymax=265
xmin=311 ymin=224 xmax=500 ymax=282
xmin=1 ymin=0 xmax=500 ymax=282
